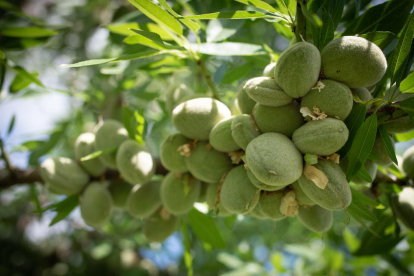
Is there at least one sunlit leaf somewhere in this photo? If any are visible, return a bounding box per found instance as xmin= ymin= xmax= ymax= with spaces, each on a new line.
xmin=49 ymin=196 xmax=79 ymax=226
xmin=188 ymin=208 xmax=225 ymax=249
xmin=400 ymin=72 xmax=414 ymax=93
xmin=360 ymin=31 xmax=395 ymax=50
xmin=192 ymin=42 xmax=266 ymax=56
xmin=181 ymin=11 xmax=271 ymax=19
xmin=0 ymin=27 xmax=58 ymax=38
xmin=235 ymin=0 xmax=277 ymax=12
xmin=80 ymin=146 xmax=118 ymax=161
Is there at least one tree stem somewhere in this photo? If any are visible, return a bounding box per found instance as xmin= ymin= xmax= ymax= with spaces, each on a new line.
xmin=197 ymin=59 xmax=222 ymax=101
xmin=295 ymin=1 xmax=307 ymax=42
xmin=0 ymin=139 xmax=13 ymax=173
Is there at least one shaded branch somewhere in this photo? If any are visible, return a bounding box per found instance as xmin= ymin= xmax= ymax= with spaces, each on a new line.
xmin=295 ymin=1 xmax=307 ymax=42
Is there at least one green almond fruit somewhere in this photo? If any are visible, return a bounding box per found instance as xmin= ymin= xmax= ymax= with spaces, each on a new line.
xmin=402 ymin=145 xmax=414 ymax=179
xmin=301 ymin=79 xmax=353 ymax=120
xmin=80 ymin=182 xmax=113 ymax=228
xmin=298 ymin=205 xmax=333 ymax=233
xmin=209 ymin=116 xmax=241 ymax=152
xmin=252 ymin=102 xmax=304 ymax=138
xmin=236 ymin=80 xmax=256 ymax=114
xmin=321 ymin=36 xmax=387 ymax=88
xmin=197 ymin=182 xmax=209 ymax=203
xmin=143 ymin=210 xmax=179 ymax=243
xmin=94 ymin=120 xmax=129 ymax=169
xmin=292 ymin=118 xmax=349 ymax=156
xmin=74 ymin=132 xmax=106 ymax=177
xmin=172 ymin=98 xmax=231 ymax=140
xmin=231 ymin=114 xmax=261 ymax=150
xmin=263 ymin=62 xmax=276 ymax=77
xmin=244 ymin=77 xmax=293 ymax=107
xmin=246 ymin=168 xmax=286 ymax=191
xmin=291 ymin=181 xmax=315 ymax=206
xmin=165 ymin=83 xmax=193 ymax=115
xmin=108 ymin=180 xmax=132 ymax=210
xmin=206 ymin=182 xmax=231 ymax=216
xmin=248 ymin=203 xmax=268 ymax=219
xmin=246 ymin=133 xmax=303 ymax=186
xmin=371 ymin=133 xmax=394 ymax=167
xmin=116 ymin=140 xmax=155 ymax=185
xmin=160 ymin=133 xmax=189 ymax=173
xmin=185 ymin=141 xmax=233 ymax=183
xmin=160 ymin=172 xmax=201 ymax=215
xmin=127 ymin=181 xmax=162 ymax=218
xmin=352 ymin=87 xmax=373 ymax=109
xmin=40 ymin=157 xmax=89 ymax=196
xmin=258 ymin=192 xmax=285 ymax=220
xmin=220 ymin=165 xmax=260 ymax=214
xmin=275 ymin=41 xmax=321 ymax=98
xmin=390 ymin=187 xmax=414 ymax=231
xmin=298 ymin=160 xmax=352 ymax=210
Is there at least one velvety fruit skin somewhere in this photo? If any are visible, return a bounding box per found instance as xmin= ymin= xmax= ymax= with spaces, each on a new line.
xmin=74 ymin=132 xmax=106 ymax=177
xmin=339 ymin=157 xmax=377 ymax=185
xmin=209 ymin=116 xmax=241 ymax=152
xmin=298 ymin=160 xmax=352 ymax=210
xmin=197 ymin=182 xmax=209 ymax=203
xmin=249 ymin=204 xmax=268 ymax=219
xmin=185 ymin=141 xmax=233 ymax=183
xmin=246 ymin=133 xmax=303 ymax=186
xmin=371 ymin=134 xmax=394 ymax=167
xmin=237 ymin=80 xmax=256 ymax=114
xmin=80 ymin=182 xmax=113 ymax=228
xmin=383 ymin=116 xmax=414 ymax=134
xmin=321 ymin=36 xmax=387 ymax=88
xmin=292 ymin=118 xmax=349 ymax=156
xmin=206 ymin=182 xmax=231 ymax=216
xmin=246 ymin=168 xmax=285 ymax=191
xmin=160 ymin=133 xmax=189 ymax=173
xmin=143 ymin=210 xmax=179 ymax=243
xmin=301 ymin=79 xmax=353 ymax=120
xmin=40 ymin=157 xmax=89 ymax=196
xmin=165 ymin=83 xmax=193 ymax=115
xmin=172 ymin=98 xmax=231 ymax=140
xmin=298 ymin=205 xmax=333 ymax=233
xmin=252 ymin=102 xmax=304 ymax=137
xmin=352 ymin=87 xmax=373 ymax=106
xmin=94 ymin=120 xmax=129 ymax=169
xmin=220 ymin=165 xmax=260 ymax=214
xmin=263 ymin=62 xmax=276 ymax=77
xmin=160 ymin=173 xmax=201 ymax=215
xmin=127 ymin=181 xmax=162 ymax=218
xmin=258 ymin=192 xmax=284 ymax=220
xmin=390 ymin=187 xmax=414 ymax=231
xmin=291 ymin=181 xmax=315 ymax=205
xmin=244 ymin=77 xmax=293 ymax=107
xmin=402 ymin=145 xmax=414 ymax=179
xmin=108 ymin=180 xmax=132 ymax=210
xmin=231 ymin=114 xmax=261 ymax=150
xmin=275 ymin=42 xmax=321 ymax=98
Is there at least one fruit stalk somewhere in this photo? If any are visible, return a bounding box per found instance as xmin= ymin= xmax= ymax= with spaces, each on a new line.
xmin=197 ymin=59 xmax=222 ymax=101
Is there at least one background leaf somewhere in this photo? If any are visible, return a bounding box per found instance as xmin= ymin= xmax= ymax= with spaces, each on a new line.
xmin=360 ymin=31 xmax=396 ymax=50
xmin=49 ymin=196 xmax=79 ymax=226
xmin=206 ymin=19 xmax=244 ymax=43
xmin=182 ymin=11 xmax=270 ymax=19
xmin=188 ymin=208 xmax=225 ymax=249
xmin=378 ymin=125 xmax=398 ymax=165
xmin=0 ymin=27 xmax=58 ymax=38
xmin=192 ymin=42 xmax=267 ymax=56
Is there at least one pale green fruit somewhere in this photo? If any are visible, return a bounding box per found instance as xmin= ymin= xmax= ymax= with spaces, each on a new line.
xmin=252 ymin=102 xmax=304 ymax=137
xmin=185 ymin=141 xmax=233 ymax=183
xmin=230 ymin=96 xmax=242 ymax=116
xmin=94 ymin=120 xmax=129 ymax=169
xmin=383 ymin=116 xmax=414 ymax=134
xmin=298 ymin=205 xmax=333 ymax=233
xmin=249 ymin=203 xmax=268 ymax=219
xmin=371 ymin=134 xmax=394 ymax=167
xmin=116 ymin=140 xmax=155 ymax=185
xmin=301 ymin=79 xmax=353 ymax=120
xmin=275 ymin=42 xmax=321 ymax=98
xmin=143 ymin=210 xmax=179 ymax=242
xmin=172 ymin=98 xmax=231 ymax=140
xmin=206 ymin=182 xmax=231 ymax=216
xmin=209 ymin=116 xmax=241 ymax=152
xmin=80 ymin=182 xmax=113 ymax=228
xmin=292 ymin=118 xmax=349 ymax=156
xmin=244 ymin=77 xmax=293 ymax=107
xmin=321 ymin=36 xmax=387 ymax=88
xmin=390 ymin=187 xmax=414 ymax=231
xmin=237 ymin=80 xmax=256 ymax=114
xmin=258 ymin=192 xmax=285 ymax=220
xmin=402 ymin=145 xmax=414 ymax=179
xmin=263 ymin=62 xmax=276 ymax=77
xmin=231 ymin=114 xmax=261 ymax=150
xmin=220 ymin=165 xmax=260 ymax=214
xmin=108 ymin=180 xmax=132 ymax=210
xmin=40 ymin=157 xmax=89 ymax=196
xmin=291 ymin=181 xmax=314 ymax=205
xmin=246 ymin=133 xmax=303 ymax=186
xmin=165 ymin=83 xmax=193 ymax=115
xmin=160 ymin=173 xmax=201 ymax=215
xmin=352 ymin=87 xmax=373 ymax=109
xmin=74 ymin=132 xmax=106 ymax=177
xmin=246 ymin=168 xmax=285 ymax=191
xmin=127 ymin=181 xmax=162 ymax=218
xmin=298 ymin=160 xmax=352 ymax=210
xmin=339 ymin=157 xmax=377 ymax=185
xmin=160 ymin=133 xmax=189 ymax=173
xmin=197 ymin=182 xmax=209 ymax=202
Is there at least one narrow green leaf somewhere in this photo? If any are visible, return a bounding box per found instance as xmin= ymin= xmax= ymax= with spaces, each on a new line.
xmin=206 ymin=19 xmax=244 ymax=43
xmin=356 ymin=165 xmax=372 ymax=183
xmin=350 ymin=187 xmax=379 ymax=207
xmin=368 ymin=150 xmax=380 ymax=161
xmin=122 ymin=107 xmax=146 ymax=144
xmin=192 ymin=42 xmax=266 ymax=56
xmin=378 ymin=125 xmax=398 ymax=165
xmin=180 ymin=220 xmax=193 ymax=276
xmin=7 ymin=114 xmax=16 ymax=135
xmin=128 ymin=0 xmax=183 ymax=35
xmin=188 ymin=208 xmax=225 ymax=249
xmin=275 ymin=0 xmax=292 ymax=15
xmin=181 ymin=11 xmax=270 ymax=19
xmin=0 ymin=27 xmax=58 ymax=38
xmin=360 ymin=31 xmax=396 ymax=50
xmin=347 ymin=202 xmax=377 ymax=222
xmin=129 ymin=29 xmax=184 ymax=50
xmin=106 ymin=22 xmax=173 ymax=40
xmin=346 ymin=114 xmax=377 ymax=182
xmin=30 ymin=185 xmax=42 ymax=218
xmin=123 ymin=35 xmax=166 ymax=49
xmin=299 ymin=2 xmax=322 ymax=27
xmin=10 ymin=72 xmax=39 ymax=93
xmin=400 ymin=72 xmax=414 ymax=92
xmin=235 ymin=0 xmax=277 ymax=12
xmin=11 ymin=66 xmax=43 ymax=87
xmin=399 ymin=97 xmax=414 ymax=122
xmin=49 ymin=196 xmax=79 ymax=226
xmin=80 ymin=146 xmax=118 ymax=161
xmin=221 ymin=63 xmax=251 ymax=84
xmin=157 ymin=0 xmax=201 ymax=34
xmin=0 ymin=50 xmax=5 ymax=59
xmin=0 ymin=63 xmax=5 ymax=92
